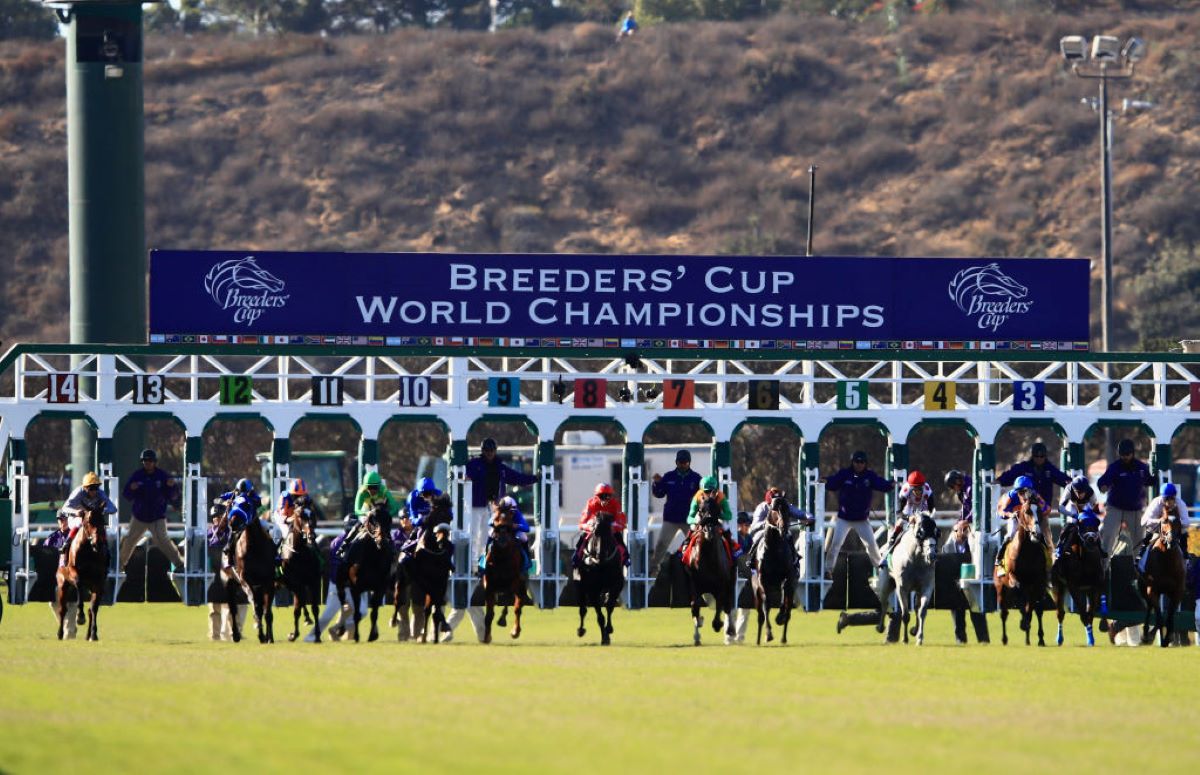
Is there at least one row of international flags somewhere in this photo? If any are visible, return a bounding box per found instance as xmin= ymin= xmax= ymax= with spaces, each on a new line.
xmin=150 ymin=334 xmax=1091 ymax=352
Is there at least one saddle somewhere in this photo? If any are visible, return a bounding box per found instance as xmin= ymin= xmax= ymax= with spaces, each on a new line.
xmin=681 ymin=528 xmax=736 ymax=567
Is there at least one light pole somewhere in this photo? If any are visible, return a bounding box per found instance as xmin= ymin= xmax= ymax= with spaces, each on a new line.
xmin=1059 ymin=35 xmax=1146 ymax=353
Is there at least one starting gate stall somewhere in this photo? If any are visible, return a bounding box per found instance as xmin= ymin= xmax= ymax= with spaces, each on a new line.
xmin=3 ymin=343 xmax=1200 ymax=631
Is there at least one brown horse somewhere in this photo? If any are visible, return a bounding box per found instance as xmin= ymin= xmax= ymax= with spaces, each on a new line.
xmin=280 ymin=506 xmax=322 ymax=643
xmin=1139 ymin=516 xmax=1187 ymax=648
xmin=56 ymin=505 xmax=109 ymax=641
xmin=751 ymin=496 xmax=797 ymax=646
xmin=684 ymin=495 xmax=736 ymax=646
xmin=227 ymin=508 xmax=277 ymax=644
xmin=482 ymin=506 xmax=528 ymax=644
xmin=576 ymin=511 xmax=625 ymax=646
xmin=1051 ymin=520 xmax=1104 ymax=647
xmin=995 ymin=505 xmax=1049 ymax=646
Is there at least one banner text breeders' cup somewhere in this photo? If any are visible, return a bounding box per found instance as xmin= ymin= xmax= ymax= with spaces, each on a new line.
xmin=149 ymin=251 xmax=1090 ymax=345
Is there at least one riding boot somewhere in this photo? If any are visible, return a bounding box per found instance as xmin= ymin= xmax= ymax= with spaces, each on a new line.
xmin=995 ymin=537 xmax=1011 ymax=573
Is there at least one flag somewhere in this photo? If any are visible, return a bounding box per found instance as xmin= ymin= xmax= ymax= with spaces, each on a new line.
xmin=620 ymin=338 xmax=636 ymax=348
xmin=980 ymin=341 xmax=996 ymax=351
xmin=385 ymin=337 xmax=401 ymax=346
xmin=150 ymin=334 xmax=166 ymax=344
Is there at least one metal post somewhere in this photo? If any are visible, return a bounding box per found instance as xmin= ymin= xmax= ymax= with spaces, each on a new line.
xmin=805 ymin=165 xmax=818 ymax=257
xmin=1099 ymin=73 xmax=1113 ymax=353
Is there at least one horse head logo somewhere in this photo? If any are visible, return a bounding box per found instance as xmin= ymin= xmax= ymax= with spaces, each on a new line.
xmin=204 ymin=256 xmax=285 ymax=305
xmin=948 ymin=263 xmax=1029 ymax=314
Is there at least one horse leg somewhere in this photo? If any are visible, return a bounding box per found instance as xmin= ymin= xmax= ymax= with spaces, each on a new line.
xmin=290 ymin=592 xmax=302 ymax=642
xmin=55 ymin=584 xmax=67 ymax=640
xmin=350 ymin=587 xmax=362 ymax=643
xmin=692 ymin=594 xmax=702 ymax=646
xmin=999 ymin=601 xmax=1009 ymax=646
xmin=596 ymin=604 xmax=608 ymax=646
xmin=578 ymin=594 xmax=588 ymax=639
xmin=227 ymin=579 xmax=243 ymax=643
xmin=368 ymin=590 xmax=381 ymax=642
xmin=755 ymin=587 xmax=765 ymax=646
xmin=605 ymin=600 xmax=615 ymax=639
xmin=723 ymin=592 xmax=735 ymax=645
xmin=781 ymin=585 xmax=793 ymax=645
xmin=916 ymin=590 xmax=929 ymax=646
xmin=309 ymin=585 xmax=322 ymax=643
xmin=483 ymin=595 xmax=494 ymax=645
xmin=510 ymin=589 xmax=523 ymax=640
xmin=87 ymin=588 xmax=100 ymax=641
xmin=898 ymin=590 xmax=909 ymax=645
xmin=1082 ymin=591 xmax=1096 ymax=647
xmin=1035 ymin=595 xmax=1045 ymax=647
xmin=498 ymin=605 xmax=508 ymax=628
xmin=1159 ymin=594 xmax=1171 ymax=648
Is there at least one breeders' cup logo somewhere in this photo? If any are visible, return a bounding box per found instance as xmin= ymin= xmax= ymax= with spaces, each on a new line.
xmin=204 ymin=256 xmax=290 ymax=327
xmin=948 ymin=263 xmax=1033 ymax=332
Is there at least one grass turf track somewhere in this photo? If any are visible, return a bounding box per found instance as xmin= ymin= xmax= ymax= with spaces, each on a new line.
xmin=1 ymin=592 xmax=1197 ymax=774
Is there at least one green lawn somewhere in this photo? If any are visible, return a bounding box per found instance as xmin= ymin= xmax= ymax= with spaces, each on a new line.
xmin=1 ymin=593 xmax=1197 ymax=774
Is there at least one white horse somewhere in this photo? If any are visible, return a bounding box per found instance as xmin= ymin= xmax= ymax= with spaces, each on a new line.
xmin=888 ymin=513 xmax=939 ymax=645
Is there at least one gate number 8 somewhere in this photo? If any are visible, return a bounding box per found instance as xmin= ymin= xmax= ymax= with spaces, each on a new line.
xmin=574 ymin=378 xmax=606 ymax=409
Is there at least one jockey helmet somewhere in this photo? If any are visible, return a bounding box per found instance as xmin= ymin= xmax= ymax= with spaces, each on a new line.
xmin=1117 ymin=438 xmax=1135 ymax=456
xmin=209 ymin=503 xmax=227 ymax=519
xmin=1014 ymin=475 xmax=1035 ymax=493
xmin=701 ymin=475 xmax=719 ymax=492
xmin=417 ymin=477 xmax=439 ymax=494
xmin=343 ymin=514 xmax=358 ymax=528
xmin=676 ymin=449 xmax=691 ymax=463
xmin=594 ymin=483 xmax=614 ymax=496
xmin=906 ymin=471 xmax=926 ymax=487
xmin=764 ymin=487 xmax=784 ymax=503
xmin=289 ymin=478 xmax=307 ymax=496
xmin=499 ymin=495 xmax=518 ymax=509
xmin=363 ymin=470 xmax=382 ymax=488
xmin=433 ymin=522 xmax=452 ymax=536
xmin=82 ymin=471 xmax=101 ymax=488
xmin=140 ymin=448 xmax=157 ymax=462
xmin=736 ymin=512 xmax=752 ymax=525
xmin=481 ymin=438 xmax=497 ymax=452
xmin=235 ymin=478 xmax=253 ymax=494
xmin=1161 ymin=482 xmax=1178 ymax=499
xmin=1070 ymin=476 xmax=1092 ymax=497
xmin=944 ymin=470 xmax=964 ymax=488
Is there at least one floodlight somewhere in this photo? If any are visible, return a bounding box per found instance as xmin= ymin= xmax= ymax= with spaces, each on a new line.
xmin=1060 ymin=36 xmax=1088 ymax=62
xmin=1122 ymin=37 xmax=1146 ymax=63
xmin=1091 ymin=36 xmax=1122 ymax=63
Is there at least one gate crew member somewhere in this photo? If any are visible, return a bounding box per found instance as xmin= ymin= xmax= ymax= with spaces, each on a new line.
xmin=997 ymin=442 xmax=1071 ymax=510
xmin=822 ymin=451 xmax=892 ymax=579
xmin=650 ymin=449 xmax=702 ymax=571
xmin=1097 ymin=438 xmax=1155 ymax=556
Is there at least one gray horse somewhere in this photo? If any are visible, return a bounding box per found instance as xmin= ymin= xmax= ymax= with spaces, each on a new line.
xmin=887 ymin=514 xmax=939 ymax=645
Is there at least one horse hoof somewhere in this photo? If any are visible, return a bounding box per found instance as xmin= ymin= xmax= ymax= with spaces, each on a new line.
xmin=723 ymin=634 xmax=734 ymax=645
xmin=601 ymin=634 xmax=611 ymax=646
xmin=693 ymin=637 xmax=701 ymax=646
xmin=368 ymin=631 xmax=379 ymax=643
xmin=1001 ymin=636 xmax=1008 ymax=646
xmin=484 ymin=634 xmax=492 ymax=645
xmin=313 ymin=637 xmax=322 ymax=644
xmin=288 ymin=633 xmax=298 ymax=642
xmin=766 ymin=632 xmax=774 ymax=642
xmin=498 ymin=614 xmax=508 ymax=627
xmin=712 ymin=619 xmax=722 ymax=633
xmin=577 ymin=627 xmax=586 ymax=638
xmin=1056 ymin=633 xmax=1063 ymax=646
xmin=510 ymin=629 xmax=521 ymax=640
xmin=605 ymin=625 xmax=613 ymax=635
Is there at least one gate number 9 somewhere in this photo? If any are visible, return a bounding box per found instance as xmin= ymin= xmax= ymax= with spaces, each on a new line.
xmin=489 ymin=377 xmax=520 ymax=407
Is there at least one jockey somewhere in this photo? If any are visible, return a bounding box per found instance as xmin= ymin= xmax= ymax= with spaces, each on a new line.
xmin=995 ymin=475 xmax=1050 ymax=568
xmin=883 ymin=471 xmax=933 ymax=560
xmin=1055 ymin=475 xmax=1104 ymax=559
xmin=572 ymin=483 xmax=630 ymax=567
xmin=393 ymin=512 xmax=417 ymax=563
xmin=482 ymin=496 xmax=532 ymax=572
xmin=57 ymin=471 xmax=118 ymax=566
xmin=338 ymin=471 xmax=401 ymax=556
xmin=1055 ymin=504 xmax=1104 ymax=560
xmin=684 ymin=476 xmax=738 ymax=563
xmin=1136 ymin=483 xmax=1191 ymax=573
xmin=274 ymin=478 xmax=314 ymax=542
xmin=217 ymin=478 xmax=275 ymax=543
xmin=404 ymin=477 xmax=442 ymax=529
xmin=747 ymin=487 xmax=807 ymax=567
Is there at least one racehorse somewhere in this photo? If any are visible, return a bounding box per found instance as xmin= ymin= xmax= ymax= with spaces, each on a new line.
xmin=576 ymin=511 xmax=625 ymax=646
xmin=336 ymin=503 xmax=394 ymax=643
xmin=227 ymin=509 xmax=277 ymax=644
xmin=994 ymin=504 xmax=1049 ymax=646
xmin=889 ymin=513 xmax=939 ymax=646
xmin=407 ymin=495 xmax=456 ymax=644
xmin=280 ymin=506 xmax=323 ymax=643
xmin=1050 ymin=520 xmax=1105 ymax=647
xmin=683 ymin=495 xmax=736 ymax=646
xmin=482 ymin=506 xmax=528 ymax=644
xmin=56 ymin=505 xmax=109 ymax=641
xmin=1139 ymin=515 xmax=1187 ymax=648
xmin=751 ymin=496 xmax=797 ymax=646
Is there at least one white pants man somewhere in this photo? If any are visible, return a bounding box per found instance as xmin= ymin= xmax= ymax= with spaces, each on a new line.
xmin=651 ymin=521 xmax=689 ymax=570
xmin=119 ymin=518 xmax=186 ymax=570
xmin=307 ymin=581 xmax=366 ymax=642
xmin=208 ymin=601 xmax=248 ymax=641
xmin=1101 ymin=507 xmax=1145 ymax=556
xmin=823 ymin=517 xmax=883 ymax=573
xmin=442 ymin=507 xmax=491 ymax=643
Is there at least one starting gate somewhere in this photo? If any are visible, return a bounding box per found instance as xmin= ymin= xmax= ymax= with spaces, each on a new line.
xmin=3 ymin=343 xmax=1199 ymax=627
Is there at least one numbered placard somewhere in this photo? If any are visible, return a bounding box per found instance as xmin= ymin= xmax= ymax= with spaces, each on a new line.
xmin=1012 ymin=380 xmax=1045 ymax=411
xmin=1191 ymin=383 xmax=1200 ymax=412
xmin=47 ymin=373 xmax=78 ymax=404
xmin=398 ymin=376 xmax=431 ymax=407
xmin=573 ymin=378 xmax=607 ymax=409
xmin=837 ymin=380 xmax=868 ymax=411
xmin=219 ymin=375 xmax=253 ymax=406
xmin=662 ymin=379 xmax=695 ymax=410
xmin=923 ymin=381 xmax=956 ymax=411
xmin=748 ymin=380 xmax=780 ymax=410
xmin=132 ymin=374 xmax=165 ymax=405
xmin=489 ymin=377 xmax=520 ymax=407
xmin=1101 ymin=381 xmax=1130 ymax=412
xmin=312 ymin=376 xmax=344 ymax=407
